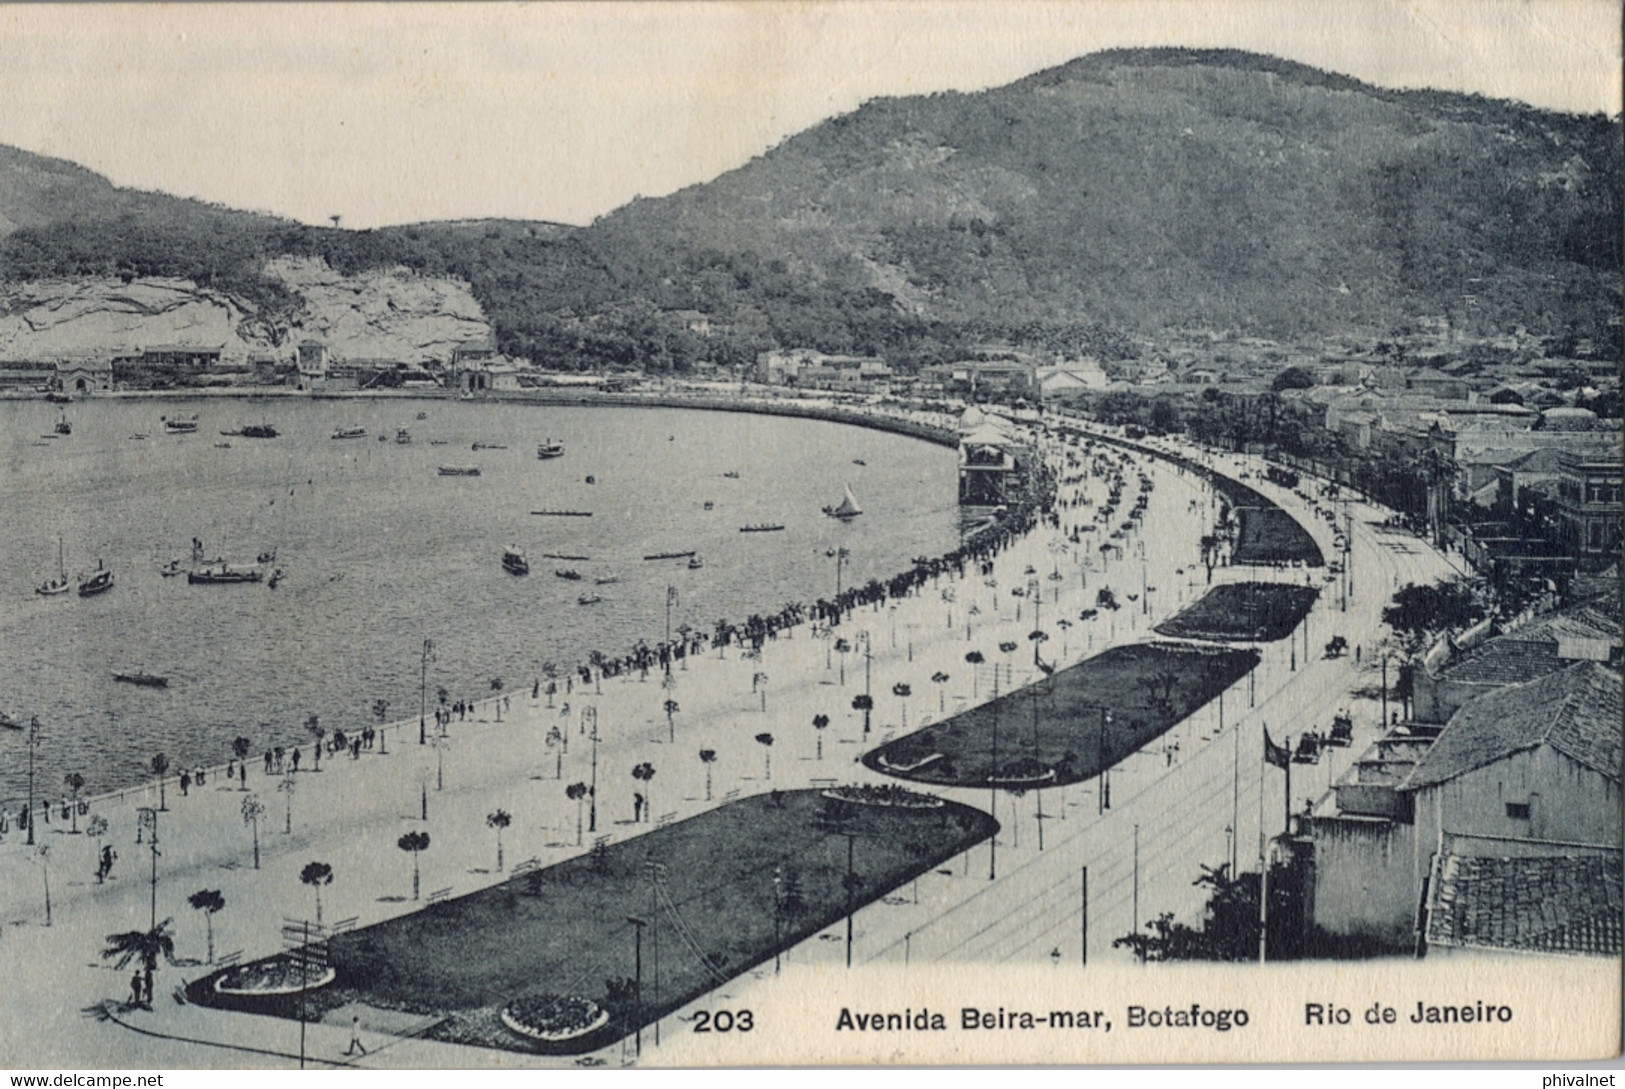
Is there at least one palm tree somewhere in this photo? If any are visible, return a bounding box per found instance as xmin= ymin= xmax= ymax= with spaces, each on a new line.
xmin=965 ymin=651 xmax=985 ymax=698
xmin=64 ymin=772 xmax=85 ymax=833
xmin=931 ymin=672 xmax=951 ymax=712
xmin=398 ymin=831 xmax=430 ymax=900
xmin=102 ymin=918 xmax=176 ymax=999
xmin=755 ymin=733 xmax=774 ymax=780
xmin=187 ymin=889 xmax=225 ymax=963
xmin=241 ymin=795 xmax=265 ymax=870
xmin=631 ymin=763 xmax=656 ymax=822
xmin=851 ymin=694 xmax=873 ymax=737
xmin=150 ymin=753 xmax=170 ymax=811
xmin=487 ymin=809 xmax=511 ymax=871
xmin=276 ymin=775 xmax=296 ymax=834
xmin=698 ymin=749 xmax=717 ymax=801
xmin=566 ymin=782 xmax=588 ymax=845
xmin=811 ymin=714 xmax=830 ymax=761
xmin=663 ymin=699 xmax=679 ymax=743
xmin=299 ymin=862 xmax=333 ymax=925
xmin=231 ymin=737 xmax=252 ymax=790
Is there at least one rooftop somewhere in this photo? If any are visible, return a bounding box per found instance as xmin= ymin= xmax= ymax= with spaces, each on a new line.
xmin=1402 ymin=661 xmax=1622 ymax=791
xmin=1424 ymin=852 xmax=1622 ymax=957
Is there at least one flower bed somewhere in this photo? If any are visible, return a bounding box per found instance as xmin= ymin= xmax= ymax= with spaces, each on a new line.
xmin=213 ymin=956 xmax=335 ymax=996
xmin=1154 ymin=583 xmax=1319 ymax=643
xmin=500 ymin=994 xmax=609 ymax=1042
xmin=821 ymin=783 xmax=944 ymax=808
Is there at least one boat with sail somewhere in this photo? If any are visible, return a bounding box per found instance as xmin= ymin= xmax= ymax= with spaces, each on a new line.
xmin=536 ymin=439 xmax=565 ymax=459
xmin=823 ymin=483 xmax=863 ymax=520
xmin=331 ymin=426 xmax=368 ymax=440
xmin=36 ymin=539 xmax=69 ymax=596
xmin=77 ymin=563 xmax=114 ymax=597
xmin=395 ymin=428 xmax=412 ymax=444
xmin=502 ymin=546 xmax=530 ymax=576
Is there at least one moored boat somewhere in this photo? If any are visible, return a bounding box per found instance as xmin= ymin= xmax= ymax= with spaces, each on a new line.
xmin=113 ymin=672 xmax=169 ymax=688
xmin=163 ymin=415 xmax=199 ymax=434
xmin=187 ymin=563 xmax=264 ymax=585
xmin=54 ymin=413 xmax=72 ymax=436
xmin=577 ymin=593 xmax=603 ymax=606
xmin=438 ymin=466 xmax=482 ymax=476
xmin=45 ymin=391 xmax=72 ymax=404
xmin=472 ymin=442 xmax=508 ymax=451
xmin=395 ymin=428 xmax=412 ymax=444
xmin=36 ymin=538 xmax=69 ymax=596
xmin=536 ymin=439 xmax=565 ymax=459
xmin=643 ymin=550 xmax=696 ymax=561
xmin=739 ymin=523 xmax=785 ymax=533
xmin=331 ymin=426 xmax=368 ymax=440
xmin=502 ymin=547 xmax=530 ymax=576
xmin=554 ymin=569 xmax=583 ymax=580
xmin=0 ymin=711 xmax=21 ymax=730
xmin=687 ymin=555 xmax=704 ymax=569
xmin=159 ymin=559 xmax=185 ymax=577
xmin=77 ymin=564 xmax=114 ymax=597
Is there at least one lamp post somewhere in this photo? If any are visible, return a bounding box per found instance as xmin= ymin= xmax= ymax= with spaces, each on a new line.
xmin=26 ymin=715 xmax=40 ymax=846
xmin=419 ymin=638 xmax=434 ymax=744
xmin=1097 ymin=708 xmax=1113 ymax=814
xmin=586 ymin=707 xmax=599 ymax=833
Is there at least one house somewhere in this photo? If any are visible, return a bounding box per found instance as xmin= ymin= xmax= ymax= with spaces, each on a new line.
xmin=1303 ymin=661 xmax=1622 ymax=952
xmin=142 ymin=344 xmax=224 ymax=369
xmin=1420 ymin=848 xmax=1621 ymax=958
xmin=1554 ymin=450 xmax=1623 ymax=572
xmin=295 ymin=340 xmax=330 ymax=389
xmin=0 ymin=360 xmax=58 ymax=390
xmin=56 ymin=356 xmax=113 ymax=393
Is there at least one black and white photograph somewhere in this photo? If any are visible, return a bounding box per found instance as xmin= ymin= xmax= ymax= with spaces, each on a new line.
xmin=0 ymin=0 xmax=1618 ymax=1071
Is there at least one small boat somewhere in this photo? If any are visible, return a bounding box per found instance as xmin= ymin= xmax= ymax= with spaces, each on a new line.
xmin=537 ymin=439 xmax=565 ymax=459
xmin=438 ymin=466 xmax=482 ymax=476
xmin=703 ymin=501 xmax=715 ymax=511
xmin=45 ymin=391 xmax=72 ymax=404
xmin=267 ymin=569 xmax=284 ymax=589
xmin=128 ymin=433 xmax=148 ymax=441
xmin=187 ymin=563 xmax=264 ymax=585
xmin=113 ymin=672 xmax=169 ymax=688
xmin=472 ymin=442 xmax=508 ymax=451
xmin=687 ymin=556 xmax=704 ymax=570
xmin=0 ymin=710 xmax=21 ymax=730
xmin=502 ymin=547 xmax=530 ymax=576
xmin=256 ymin=549 xmax=278 ymax=565
xmin=395 ymin=428 xmax=412 ymax=444
xmin=540 ymin=552 xmax=590 ymax=561
xmin=214 ymin=442 xmax=232 ymax=449
xmin=429 ymin=439 xmax=450 ymax=446
xmin=593 ymin=574 xmax=620 ymax=585
xmin=37 ymin=539 xmax=69 ymax=596
xmin=530 ymin=510 xmax=592 ymax=517
xmin=722 ymin=470 xmax=740 ymax=479
xmin=159 ymin=559 xmax=185 ymax=577
xmin=163 ymin=416 xmax=199 ymax=434
xmin=643 ymin=550 xmax=696 ymax=561
xmin=77 ymin=564 xmax=114 ymax=597
xmin=416 ymin=411 xmax=428 ymax=420
xmin=584 ymin=475 xmax=595 ymax=485
xmin=739 ymin=524 xmax=785 ymax=533
xmin=852 ymin=458 xmax=866 ymax=466
xmin=54 ymin=413 xmax=72 ymax=436
xmin=554 ymin=569 xmax=583 ymax=581
xmin=823 ymin=483 xmax=863 ymax=520
xmin=331 ymin=426 xmax=368 ymax=440
xmin=377 ymin=434 xmax=388 ymax=442
xmin=577 ymin=593 xmax=603 ymax=606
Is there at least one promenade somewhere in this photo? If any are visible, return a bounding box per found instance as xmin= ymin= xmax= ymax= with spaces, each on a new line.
xmin=0 ymin=407 xmax=1460 ymax=1068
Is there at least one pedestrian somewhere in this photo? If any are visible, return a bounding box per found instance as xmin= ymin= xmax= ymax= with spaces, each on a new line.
xmin=532 ymin=680 xmax=539 ymax=700
xmin=239 ymin=763 xmax=247 ymax=788
xmin=227 ymin=758 xmax=236 ymax=780
xmin=351 ymin=738 xmax=361 ymax=760
xmin=142 ymin=967 xmax=154 ymax=1006
xmin=264 ymin=750 xmax=274 ymax=775
xmin=633 ymin=792 xmax=644 ymax=823
xmin=195 ymin=766 xmax=206 ymax=788
xmin=179 ymin=771 xmax=190 ymax=797
xmin=344 ymin=1013 xmax=368 ymax=1056
xmin=130 ymin=970 xmax=143 ymax=1007
xmin=291 ymin=748 xmax=301 ymax=772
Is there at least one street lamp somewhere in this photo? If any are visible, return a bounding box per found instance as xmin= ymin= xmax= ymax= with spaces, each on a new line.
xmin=585 ymin=707 xmax=599 ymax=833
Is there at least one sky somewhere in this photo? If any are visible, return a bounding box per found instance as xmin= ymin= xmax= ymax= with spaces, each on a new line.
xmin=0 ymin=1 xmax=1617 ymax=229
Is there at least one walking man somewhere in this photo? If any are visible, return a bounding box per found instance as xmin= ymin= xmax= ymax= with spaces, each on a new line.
xmin=130 ymin=971 xmax=143 ymax=1007
xmin=344 ymin=1013 xmax=367 ymax=1056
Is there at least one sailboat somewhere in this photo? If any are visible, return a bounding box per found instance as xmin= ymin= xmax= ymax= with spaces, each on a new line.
xmin=823 ymin=483 xmax=863 ymax=520
xmin=36 ymin=538 xmax=69 ymax=596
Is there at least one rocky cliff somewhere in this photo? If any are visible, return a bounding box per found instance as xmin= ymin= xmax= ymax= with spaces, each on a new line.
xmin=0 ymin=257 xmax=492 ymax=364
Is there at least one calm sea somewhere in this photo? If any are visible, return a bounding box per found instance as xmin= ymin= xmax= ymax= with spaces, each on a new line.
xmin=0 ymin=397 xmax=958 ymax=804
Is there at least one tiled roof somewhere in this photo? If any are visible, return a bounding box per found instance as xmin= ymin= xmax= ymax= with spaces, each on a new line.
xmin=1402 ymin=662 xmax=1623 ymax=790
xmin=1437 ymin=642 xmax=1565 ymax=686
xmin=1425 ymin=852 xmax=1623 ymax=957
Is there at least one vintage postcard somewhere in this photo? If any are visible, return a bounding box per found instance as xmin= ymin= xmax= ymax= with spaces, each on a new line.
xmin=0 ymin=0 xmax=1619 ymax=1072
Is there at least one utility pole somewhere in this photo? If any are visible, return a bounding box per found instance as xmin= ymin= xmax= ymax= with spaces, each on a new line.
xmin=1080 ymin=867 xmax=1088 ymax=967
xmin=587 ymin=707 xmax=599 ymax=833
xmin=843 ymin=830 xmax=859 ymax=967
xmin=419 ymin=638 xmax=434 ymax=744
xmin=138 ymin=807 xmax=160 ymax=930
xmin=26 ymin=716 xmax=39 ymax=846
xmin=664 ymin=587 xmax=675 ymax=676
xmin=647 ymin=862 xmax=665 ymax=1047
xmin=1132 ymin=823 xmax=1141 ymax=963
xmin=627 ymin=916 xmax=646 ymax=1058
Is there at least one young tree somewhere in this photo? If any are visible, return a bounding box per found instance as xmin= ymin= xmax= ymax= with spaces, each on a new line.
xmin=698 ymin=749 xmax=717 ymax=801
xmin=487 ymin=809 xmax=511 ymax=871
xmin=187 ymin=889 xmax=225 ymax=963
xmin=150 ymin=753 xmax=170 ymax=811
xmin=231 ymin=738 xmax=252 ymax=790
xmin=299 ymin=862 xmax=333 ymax=925
xmin=240 ymin=795 xmax=265 ymax=870
xmin=34 ymin=844 xmax=52 ymax=927
xmin=64 ymin=772 xmax=85 ymax=833
xmin=811 ymin=714 xmax=830 ymax=761
xmin=755 ymin=733 xmax=775 ymax=780
xmin=931 ymin=673 xmax=950 ymax=712
xmin=965 ymin=651 xmax=985 ymax=698
xmin=277 ymin=775 xmax=296 ymax=834
xmin=397 ymin=832 xmax=430 ymax=900
xmin=631 ymin=763 xmax=656 ymax=822
xmin=566 ymin=782 xmax=589 ymax=845
xmin=663 ymin=699 xmax=679 ymax=743
xmin=851 ymin=694 xmax=873 ymax=737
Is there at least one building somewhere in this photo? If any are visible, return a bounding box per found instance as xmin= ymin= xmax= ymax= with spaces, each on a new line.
xmin=1554 ymin=450 xmax=1623 ymax=572
xmin=0 ymin=361 xmax=58 ymax=391
xmin=56 ymin=357 xmax=114 ymax=393
xmin=295 ymin=340 xmax=330 ymax=390
xmin=1420 ymin=848 xmax=1621 ymax=958
xmin=1303 ymin=661 xmax=1622 ymax=952
xmin=142 ymin=344 xmax=224 ymax=369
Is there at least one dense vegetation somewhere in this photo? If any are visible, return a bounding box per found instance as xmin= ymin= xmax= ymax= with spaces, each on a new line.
xmin=1 ymin=48 xmax=1619 ymax=368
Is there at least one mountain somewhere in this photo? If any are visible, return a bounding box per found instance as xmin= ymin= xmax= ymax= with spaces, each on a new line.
xmin=1 ymin=48 xmax=1619 ymax=368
